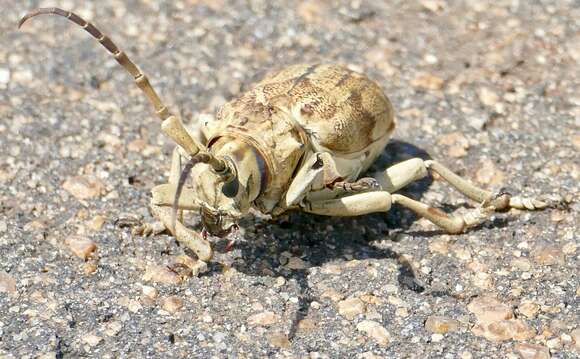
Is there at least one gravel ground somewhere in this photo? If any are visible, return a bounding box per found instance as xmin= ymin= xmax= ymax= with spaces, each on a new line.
xmin=1 ymin=0 xmax=578 ymax=358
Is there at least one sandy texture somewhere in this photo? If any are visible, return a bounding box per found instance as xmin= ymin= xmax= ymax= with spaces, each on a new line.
xmin=0 ymin=1 xmax=578 ymax=358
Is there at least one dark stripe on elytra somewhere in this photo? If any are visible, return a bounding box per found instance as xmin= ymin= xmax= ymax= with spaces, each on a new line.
xmin=335 ymin=72 xmax=352 ymax=88
xmin=288 ymin=64 xmax=320 ymax=94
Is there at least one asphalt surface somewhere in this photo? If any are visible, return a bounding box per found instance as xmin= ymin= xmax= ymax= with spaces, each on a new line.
xmin=0 ymin=1 xmax=578 ymax=358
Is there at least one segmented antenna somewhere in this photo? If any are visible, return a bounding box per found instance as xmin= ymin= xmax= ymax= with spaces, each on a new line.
xmin=19 ymin=7 xmax=204 ymax=157
xmin=173 ymin=156 xmax=201 ymax=233
xmin=19 ymin=7 xmax=171 ymax=121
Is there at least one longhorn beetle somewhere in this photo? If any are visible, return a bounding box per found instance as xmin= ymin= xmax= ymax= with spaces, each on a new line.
xmin=19 ymin=8 xmax=547 ymax=263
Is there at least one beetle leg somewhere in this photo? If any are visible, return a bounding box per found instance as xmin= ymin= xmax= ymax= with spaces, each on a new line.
xmin=373 ymin=158 xmax=547 ymax=210
xmin=150 ymin=204 xmax=213 ymax=261
xmin=284 ymin=152 xmax=363 ymax=207
xmin=130 ymin=147 xmax=190 ymax=236
xmin=328 ymin=177 xmax=381 ymax=193
xmin=424 ymin=160 xmax=547 ymax=210
xmin=150 ymin=146 xmax=211 ymax=261
xmin=151 ymin=184 xmax=199 ymax=210
xmin=284 ymin=153 xmax=328 ymax=207
xmin=303 ymin=192 xmax=393 ymax=217
xmin=302 ymin=191 xmax=497 ymax=234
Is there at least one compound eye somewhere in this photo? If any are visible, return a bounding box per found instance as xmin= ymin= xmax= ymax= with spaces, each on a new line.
xmin=221 ymin=177 xmax=239 ymax=198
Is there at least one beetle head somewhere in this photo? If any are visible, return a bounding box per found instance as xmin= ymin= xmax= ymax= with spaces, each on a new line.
xmin=174 ymin=155 xmax=249 ymax=237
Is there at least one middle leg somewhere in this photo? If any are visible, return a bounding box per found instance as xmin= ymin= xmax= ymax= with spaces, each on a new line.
xmin=301 ymin=191 xmax=492 ymax=234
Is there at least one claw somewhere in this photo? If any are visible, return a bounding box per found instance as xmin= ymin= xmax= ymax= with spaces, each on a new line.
xmin=123 ymin=219 xmax=166 ymax=237
xmin=484 ymin=191 xmax=512 ymax=211
xmin=224 ymin=223 xmax=241 ymax=251
xmin=225 ymin=240 xmax=236 ymax=252
xmin=358 ymin=177 xmax=381 ymax=191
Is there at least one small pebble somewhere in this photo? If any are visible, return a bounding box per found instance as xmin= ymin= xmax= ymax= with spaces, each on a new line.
xmin=82 ymin=333 xmax=102 ymax=347
xmin=360 ymin=294 xmax=382 ymax=305
xmin=0 ymin=271 xmax=17 ymax=294
xmin=395 ymin=307 xmax=409 ymax=317
xmin=571 ymin=328 xmax=580 ymax=350
xmin=268 ymin=332 xmax=290 ymax=348
xmin=247 ymin=311 xmax=279 ymax=326
xmin=511 ymin=258 xmax=532 ymax=272
xmin=161 ymin=296 xmax=184 ymax=314
xmin=571 ymin=134 xmax=580 ymax=151
xmin=424 ymin=54 xmax=438 ymax=64
xmin=471 ymin=319 xmax=535 ymax=342
xmin=321 ymin=264 xmax=343 ymax=275
xmin=86 ymin=215 xmax=106 ymax=231
xmin=478 ymin=87 xmax=500 ymax=107
xmin=425 ymin=316 xmax=460 ymax=334
xmin=356 ymin=320 xmax=390 ymax=346
xmin=358 ymin=352 xmax=383 ymax=359
xmin=82 ymin=260 xmax=98 ymax=275
xmin=518 ymin=301 xmax=540 ymax=318
xmin=321 ymin=288 xmax=345 ymax=302
xmin=62 ymin=175 xmax=106 ymax=200
xmin=285 ymin=256 xmax=309 ymax=270
xmin=546 ymin=337 xmax=561 ymax=349
xmin=298 ymin=318 xmax=317 ymax=331
xmin=467 ymin=296 xmax=513 ymax=324
xmin=514 ymin=343 xmax=550 ymax=359
xmin=533 ymin=244 xmax=564 ymax=266
xmin=421 ymin=0 xmax=446 ymax=12
xmin=562 ymin=242 xmax=577 ymax=255
xmin=0 ymin=68 xmax=10 ymax=84
xmin=65 ymin=236 xmax=97 ymax=260
xmin=475 ymin=159 xmax=505 ymax=186
xmin=104 ymin=321 xmax=123 ymax=337
xmin=35 ymin=352 xmax=56 ymax=359
xmin=431 ymin=333 xmax=444 ymax=342
xmin=141 ymin=285 xmax=158 ymax=299
xmin=118 ymin=296 xmax=142 ymax=313
xmin=429 ymin=238 xmax=450 ymax=255
xmin=411 ymin=72 xmax=444 ymax=90
xmin=143 ymin=264 xmax=182 ymax=285
xmin=337 ymin=297 xmax=367 ymax=320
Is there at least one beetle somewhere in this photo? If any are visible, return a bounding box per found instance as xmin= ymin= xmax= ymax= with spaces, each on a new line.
xmin=19 ymin=8 xmax=547 ymax=263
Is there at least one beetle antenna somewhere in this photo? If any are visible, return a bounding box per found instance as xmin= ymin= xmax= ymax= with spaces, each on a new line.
xmin=18 ymin=7 xmax=203 ymax=157
xmin=172 ymin=156 xmax=200 ymax=233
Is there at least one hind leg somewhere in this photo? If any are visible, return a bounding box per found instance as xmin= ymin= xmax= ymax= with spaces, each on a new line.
xmin=366 ymin=158 xmax=547 ymax=232
xmin=373 ymin=158 xmax=547 ymax=209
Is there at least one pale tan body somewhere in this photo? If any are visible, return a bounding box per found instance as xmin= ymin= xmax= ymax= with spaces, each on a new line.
xmin=19 ymin=9 xmax=547 ymax=264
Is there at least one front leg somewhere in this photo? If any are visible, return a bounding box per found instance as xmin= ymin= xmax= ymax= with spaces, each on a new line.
xmin=128 ymin=146 xmax=212 ymax=261
xmin=150 ymin=203 xmax=212 ymax=261
xmin=130 ymin=147 xmax=188 ymax=236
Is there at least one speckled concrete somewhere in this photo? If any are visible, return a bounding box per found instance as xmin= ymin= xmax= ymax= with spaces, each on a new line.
xmin=0 ymin=1 xmax=578 ymax=358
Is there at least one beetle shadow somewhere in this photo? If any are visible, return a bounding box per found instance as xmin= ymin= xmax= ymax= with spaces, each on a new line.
xmin=208 ymin=139 xmax=451 ymax=339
